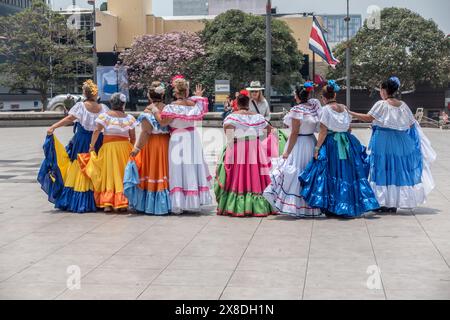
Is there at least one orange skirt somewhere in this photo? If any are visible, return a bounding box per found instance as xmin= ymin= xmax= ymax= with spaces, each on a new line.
xmin=125 ymin=134 xmax=171 ymax=215
xmin=135 ymin=134 xmax=170 ymax=192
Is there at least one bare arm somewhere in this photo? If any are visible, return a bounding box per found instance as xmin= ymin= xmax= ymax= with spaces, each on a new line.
xmin=89 ymin=124 xmax=103 ymax=152
xmin=223 ymin=124 xmax=235 ymax=146
xmin=130 ymin=120 xmax=152 ymax=157
xmin=150 ymin=107 xmax=172 ymax=127
xmin=348 ymin=110 xmax=374 ymax=123
xmin=283 ymin=119 xmax=300 ymax=159
xmin=314 ymin=123 xmax=328 ymax=160
xmin=47 ymin=115 xmax=77 ymax=135
xmin=129 ymin=128 xmax=136 ymax=145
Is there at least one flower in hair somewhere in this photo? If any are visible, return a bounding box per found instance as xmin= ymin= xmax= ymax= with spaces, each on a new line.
xmin=303 ymin=81 xmax=314 ymax=92
xmin=171 ymin=75 xmax=185 ymax=84
xmin=83 ymin=79 xmax=98 ymax=96
xmin=327 ymin=80 xmax=341 ymax=93
xmin=155 ymin=83 xmax=166 ymax=95
xmin=239 ymin=89 xmax=249 ymax=97
xmin=119 ymin=93 xmax=127 ymax=103
xmin=389 ymin=76 xmax=401 ymax=88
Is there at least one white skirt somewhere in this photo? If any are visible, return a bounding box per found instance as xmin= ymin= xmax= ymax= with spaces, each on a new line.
xmin=168 ymin=130 xmax=213 ymax=213
xmin=263 ymin=135 xmax=322 ymax=217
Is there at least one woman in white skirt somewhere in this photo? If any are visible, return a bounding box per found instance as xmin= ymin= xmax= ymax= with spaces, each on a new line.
xmin=150 ymin=78 xmax=212 ymax=214
xmin=263 ymin=82 xmax=323 ymax=217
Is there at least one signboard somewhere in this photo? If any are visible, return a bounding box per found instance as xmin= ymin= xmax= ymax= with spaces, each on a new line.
xmin=214 ymin=80 xmax=230 ymax=112
xmin=96 ymin=66 xmax=130 ymax=103
xmin=214 ymin=80 xmax=230 ymax=103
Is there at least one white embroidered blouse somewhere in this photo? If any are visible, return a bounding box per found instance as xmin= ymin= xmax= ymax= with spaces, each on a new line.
xmin=161 ymin=96 xmax=208 ymax=130
xmin=69 ymin=102 xmax=109 ymax=131
xmin=223 ymin=113 xmax=268 ymax=139
xmin=368 ymin=100 xmax=416 ymax=131
xmin=320 ymin=105 xmax=352 ymax=133
xmin=95 ymin=113 xmax=138 ymax=138
xmin=138 ymin=113 xmax=169 ymax=135
xmin=283 ymin=99 xmax=322 ymax=134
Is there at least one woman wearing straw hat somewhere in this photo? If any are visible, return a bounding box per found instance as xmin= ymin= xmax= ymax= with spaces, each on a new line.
xmin=247 ymin=81 xmax=271 ymax=122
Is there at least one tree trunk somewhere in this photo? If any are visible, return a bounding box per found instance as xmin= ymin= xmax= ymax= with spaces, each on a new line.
xmin=40 ymin=92 xmax=48 ymax=112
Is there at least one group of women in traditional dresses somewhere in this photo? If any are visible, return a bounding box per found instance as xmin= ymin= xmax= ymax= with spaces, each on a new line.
xmin=39 ymin=77 xmax=212 ymax=215
xmin=38 ymin=76 xmax=435 ymax=218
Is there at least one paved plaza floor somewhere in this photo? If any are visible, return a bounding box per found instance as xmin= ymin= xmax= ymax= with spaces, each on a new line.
xmin=0 ymin=126 xmax=449 ymax=300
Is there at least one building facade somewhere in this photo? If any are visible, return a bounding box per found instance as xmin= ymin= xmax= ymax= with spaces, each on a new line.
xmin=173 ymin=0 xmax=208 ymax=16
xmin=0 ymin=0 xmax=33 ymax=16
xmin=322 ymin=14 xmax=362 ymax=47
xmin=208 ymin=0 xmax=266 ymax=15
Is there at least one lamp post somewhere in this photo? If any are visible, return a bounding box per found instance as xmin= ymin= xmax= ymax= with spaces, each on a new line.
xmin=265 ymin=0 xmax=272 ymax=110
xmin=344 ymin=0 xmax=351 ymax=108
xmin=87 ymin=0 xmax=99 ymax=83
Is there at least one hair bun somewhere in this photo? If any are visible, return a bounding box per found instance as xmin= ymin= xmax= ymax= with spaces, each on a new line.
xmin=388 ymin=76 xmax=401 ymax=90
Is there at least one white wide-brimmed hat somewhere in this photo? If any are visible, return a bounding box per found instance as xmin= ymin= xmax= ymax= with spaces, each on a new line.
xmin=246 ymin=81 xmax=265 ymax=91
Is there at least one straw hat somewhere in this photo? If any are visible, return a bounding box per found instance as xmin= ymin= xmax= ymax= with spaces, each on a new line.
xmin=246 ymin=81 xmax=264 ymax=91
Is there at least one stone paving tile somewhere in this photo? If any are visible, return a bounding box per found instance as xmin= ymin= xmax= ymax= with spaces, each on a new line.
xmin=0 ymin=282 xmax=67 ymax=300
xmin=303 ymin=288 xmax=385 ymax=300
xmin=56 ymin=284 xmax=146 ymax=300
xmin=0 ymin=127 xmax=449 ymax=300
xmin=139 ymin=286 xmax=223 ymax=300
xmin=220 ymin=287 xmax=302 ymax=300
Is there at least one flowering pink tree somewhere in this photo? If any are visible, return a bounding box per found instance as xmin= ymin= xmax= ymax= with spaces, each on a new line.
xmin=120 ymin=32 xmax=206 ymax=89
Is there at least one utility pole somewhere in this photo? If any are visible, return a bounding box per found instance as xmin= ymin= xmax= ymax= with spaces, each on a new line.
xmin=88 ymin=0 xmax=97 ymax=83
xmin=345 ymin=0 xmax=351 ymax=108
xmin=265 ymin=0 xmax=272 ymax=110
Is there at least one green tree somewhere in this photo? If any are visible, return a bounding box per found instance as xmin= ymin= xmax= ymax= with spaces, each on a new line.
xmin=200 ymin=10 xmax=304 ymax=94
xmin=0 ymin=0 xmax=92 ymax=110
xmin=329 ymin=7 xmax=450 ymax=92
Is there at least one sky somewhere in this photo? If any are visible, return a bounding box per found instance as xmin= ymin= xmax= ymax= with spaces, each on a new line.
xmin=51 ymin=0 xmax=450 ymax=34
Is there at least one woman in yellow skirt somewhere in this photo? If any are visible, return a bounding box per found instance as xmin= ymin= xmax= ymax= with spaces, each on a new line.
xmin=124 ymin=82 xmax=171 ymax=215
xmin=84 ymin=93 xmax=137 ymax=212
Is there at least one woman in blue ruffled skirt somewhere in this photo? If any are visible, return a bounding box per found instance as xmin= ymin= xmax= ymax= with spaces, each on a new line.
xmin=348 ymin=77 xmax=436 ymax=212
xmin=299 ymin=81 xmax=380 ymax=218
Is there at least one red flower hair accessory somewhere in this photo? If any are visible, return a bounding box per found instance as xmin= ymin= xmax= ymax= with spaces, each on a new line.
xmin=239 ymin=89 xmax=249 ymax=97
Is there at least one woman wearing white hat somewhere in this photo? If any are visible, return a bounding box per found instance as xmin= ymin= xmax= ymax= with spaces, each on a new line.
xmin=247 ymin=81 xmax=271 ymax=122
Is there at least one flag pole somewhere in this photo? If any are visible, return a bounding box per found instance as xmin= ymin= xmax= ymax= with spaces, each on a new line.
xmin=312 ymin=15 xmax=316 ymax=97
xmin=265 ymin=0 xmax=272 ymax=111
xmin=345 ymin=0 xmax=351 ymax=108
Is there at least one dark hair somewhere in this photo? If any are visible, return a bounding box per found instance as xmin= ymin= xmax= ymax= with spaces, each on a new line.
xmin=237 ymin=94 xmax=250 ymax=109
xmin=381 ymin=78 xmax=400 ymax=96
xmin=295 ymin=86 xmax=310 ymax=104
xmin=148 ymin=81 xmax=165 ymax=102
xmin=322 ymin=84 xmax=337 ymax=100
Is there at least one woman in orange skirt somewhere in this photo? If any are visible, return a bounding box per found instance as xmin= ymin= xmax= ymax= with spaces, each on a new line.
xmin=83 ymin=93 xmax=137 ymax=212
xmin=124 ymin=82 xmax=171 ymax=215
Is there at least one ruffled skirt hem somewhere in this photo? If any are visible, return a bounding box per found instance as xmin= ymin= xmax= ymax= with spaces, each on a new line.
xmin=370 ymin=182 xmax=426 ymax=209
xmin=55 ymin=187 xmax=97 ymax=213
xmin=170 ymin=190 xmax=213 ymax=214
xmin=216 ymin=190 xmax=276 ymax=217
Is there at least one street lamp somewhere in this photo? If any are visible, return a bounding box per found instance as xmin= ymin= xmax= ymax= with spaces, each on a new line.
xmin=87 ymin=0 xmax=101 ymax=83
xmin=265 ymin=0 xmax=272 ymax=110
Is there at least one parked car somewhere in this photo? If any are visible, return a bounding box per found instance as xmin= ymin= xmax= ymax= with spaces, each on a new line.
xmin=47 ymin=94 xmax=84 ymax=112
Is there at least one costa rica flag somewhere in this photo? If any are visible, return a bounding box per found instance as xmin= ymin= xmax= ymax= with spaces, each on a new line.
xmin=309 ymin=17 xmax=340 ymax=68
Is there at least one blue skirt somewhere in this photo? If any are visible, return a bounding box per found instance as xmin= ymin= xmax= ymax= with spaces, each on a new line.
xmin=299 ymin=131 xmax=380 ymax=217
xmin=369 ymin=126 xmax=422 ymax=187
xmin=37 ymin=123 xmax=103 ymax=213
xmin=368 ymin=125 xmax=425 ymax=208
